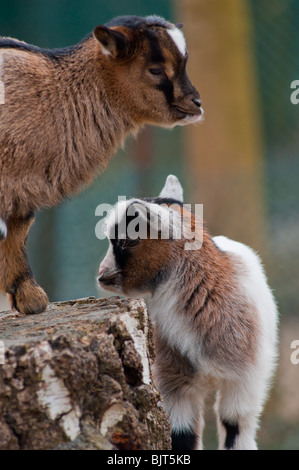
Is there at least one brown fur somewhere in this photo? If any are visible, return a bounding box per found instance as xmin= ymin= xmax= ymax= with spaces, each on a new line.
xmin=127 ymin=221 xmax=259 ymax=370
xmin=0 ymin=17 xmax=201 ymax=314
xmin=177 ymin=229 xmax=259 ymax=370
xmin=121 ymin=238 xmax=174 ymax=294
xmin=153 ymin=329 xmax=197 ymax=394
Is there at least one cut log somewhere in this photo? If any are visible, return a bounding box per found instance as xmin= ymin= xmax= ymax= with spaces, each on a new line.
xmin=0 ymin=296 xmax=171 ymax=450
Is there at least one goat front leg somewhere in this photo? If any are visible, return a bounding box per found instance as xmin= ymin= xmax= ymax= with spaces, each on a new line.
xmin=153 ymin=333 xmax=206 ymax=450
xmin=0 ymin=214 xmax=49 ymax=315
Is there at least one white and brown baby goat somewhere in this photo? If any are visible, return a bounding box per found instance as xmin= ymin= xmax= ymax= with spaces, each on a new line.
xmin=0 ymin=15 xmax=202 ymax=315
xmin=98 ymin=175 xmax=278 ymax=450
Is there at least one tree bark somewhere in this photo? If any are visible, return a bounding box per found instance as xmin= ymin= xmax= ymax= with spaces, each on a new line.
xmin=0 ymin=296 xmax=171 ymax=450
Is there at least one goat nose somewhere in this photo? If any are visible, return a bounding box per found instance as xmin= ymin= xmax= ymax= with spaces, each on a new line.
xmin=192 ymin=98 xmax=202 ymax=108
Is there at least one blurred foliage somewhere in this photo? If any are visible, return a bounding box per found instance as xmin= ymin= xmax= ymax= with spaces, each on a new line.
xmin=250 ymin=0 xmax=299 ymax=317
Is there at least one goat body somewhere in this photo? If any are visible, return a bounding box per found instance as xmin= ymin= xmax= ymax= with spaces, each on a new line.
xmin=98 ymin=175 xmax=278 ymax=450
xmin=0 ymin=16 xmax=202 ymax=314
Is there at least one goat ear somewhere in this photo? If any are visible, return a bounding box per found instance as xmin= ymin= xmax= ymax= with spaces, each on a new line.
xmin=93 ymin=25 xmax=129 ymax=58
xmin=159 ymin=174 xmax=184 ymax=202
xmin=175 ymin=22 xmax=184 ymax=30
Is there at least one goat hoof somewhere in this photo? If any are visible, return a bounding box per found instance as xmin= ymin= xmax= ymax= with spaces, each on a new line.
xmin=8 ymin=279 xmax=49 ymax=315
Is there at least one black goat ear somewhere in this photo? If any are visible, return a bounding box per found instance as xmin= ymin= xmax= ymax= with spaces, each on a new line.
xmin=93 ymin=25 xmax=129 ymax=58
xmin=175 ymin=22 xmax=184 ymax=30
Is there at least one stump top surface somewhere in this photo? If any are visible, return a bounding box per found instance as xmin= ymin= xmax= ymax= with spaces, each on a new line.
xmin=0 ymin=296 xmax=146 ymax=348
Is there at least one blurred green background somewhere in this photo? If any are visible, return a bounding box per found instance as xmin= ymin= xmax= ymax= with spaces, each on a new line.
xmin=0 ymin=0 xmax=298 ymax=450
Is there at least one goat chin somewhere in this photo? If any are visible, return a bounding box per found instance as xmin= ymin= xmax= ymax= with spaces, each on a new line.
xmin=177 ymin=113 xmax=204 ymax=126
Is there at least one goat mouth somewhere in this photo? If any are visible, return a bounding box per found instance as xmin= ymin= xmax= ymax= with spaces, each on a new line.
xmin=172 ymin=107 xmax=204 ymax=127
xmin=97 ymin=269 xmax=121 ymax=285
xmin=97 ymin=273 xmax=123 ymax=295
xmin=98 ymin=276 xmax=115 ymax=286
xmin=173 ymin=105 xmax=203 ymax=120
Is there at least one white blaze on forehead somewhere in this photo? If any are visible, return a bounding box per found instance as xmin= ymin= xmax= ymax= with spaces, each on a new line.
xmin=104 ymin=200 xmax=133 ymax=239
xmin=167 ymin=27 xmax=187 ymax=57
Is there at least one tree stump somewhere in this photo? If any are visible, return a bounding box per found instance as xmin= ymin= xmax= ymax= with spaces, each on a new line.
xmin=0 ymin=296 xmax=171 ymax=450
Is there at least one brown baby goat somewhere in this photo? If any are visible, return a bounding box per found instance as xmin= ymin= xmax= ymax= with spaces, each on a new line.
xmin=0 ymin=15 xmax=202 ymax=315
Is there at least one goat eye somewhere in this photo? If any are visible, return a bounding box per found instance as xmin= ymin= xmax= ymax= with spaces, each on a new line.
xmin=126 ymin=238 xmax=139 ymax=247
xmin=149 ymin=67 xmax=163 ymax=76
